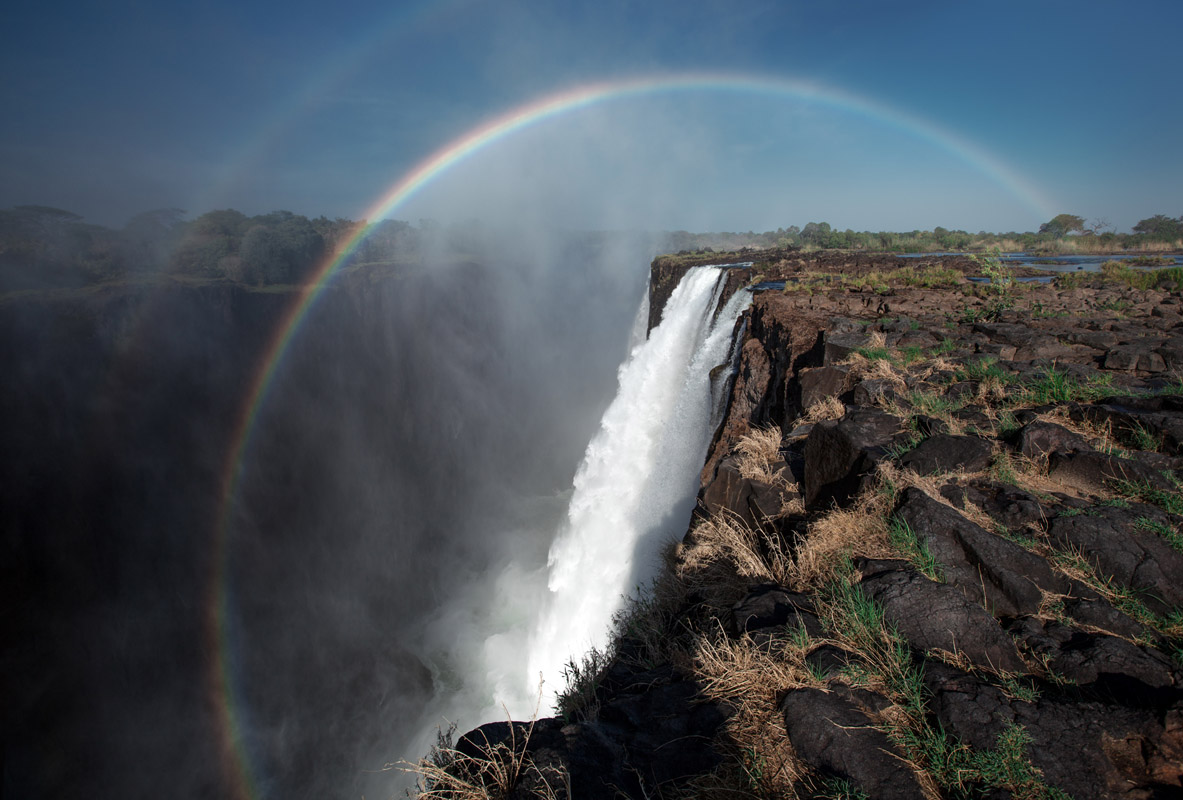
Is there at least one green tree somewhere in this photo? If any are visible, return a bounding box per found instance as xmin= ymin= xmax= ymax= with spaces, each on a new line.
xmin=1132 ymin=214 xmax=1183 ymax=240
xmin=234 ymin=212 xmax=324 ymax=284
xmin=1038 ymin=214 xmax=1085 ymax=237
xmin=170 ymin=209 xmax=249 ymax=276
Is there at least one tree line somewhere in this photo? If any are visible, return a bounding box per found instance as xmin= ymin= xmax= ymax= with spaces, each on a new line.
xmin=667 ymin=213 xmax=1182 ymax=255
xmin=0 ymin=206 xmax=431 ymax=290
xmin=2 ymin=205 xmax=1179 ymax=291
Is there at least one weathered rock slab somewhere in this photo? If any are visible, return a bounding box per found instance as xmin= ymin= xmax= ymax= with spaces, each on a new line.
xmin=781 ymin=688 xmax=925 ymax=800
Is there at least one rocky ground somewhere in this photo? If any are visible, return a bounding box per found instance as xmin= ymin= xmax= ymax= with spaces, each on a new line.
xmin=413 ymin=255 xmax=1183 ymax=800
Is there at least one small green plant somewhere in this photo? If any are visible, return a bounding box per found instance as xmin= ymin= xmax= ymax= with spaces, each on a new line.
xmin=967 ymin=251 xmax=1018 ymax=321
xmin=1109 ymin=477 xmax=1183 ymax=515
xmin=884 ymin=433 xmax=923 ymax=461
xmin=854 ymin=345 xmax=895 ymax=362
xmin=1019 ymin=368 xmax=1113 ymax=405
xmin=909 ymin=389 xmax=961 ymax=417
xmin=991 ymin=452 xmax=1020 ymax=486
xmin=1097 ymin=297 xmax=1133 ymax=314
xmin=933 ymin=337 xmax=958 ymax=355
xmin=899 ymin=722 xmax=1071 ymax=799
xmin=953 ymin=356 xmax=1012 ymax=384
xmin=995 ymin=409 xmax=1021 ymax=437
xmin=888 ymin=517 xmax=943 ymax=581
xmin=812 ymin=776 xmax=870 ymax=800
xmin=1134 ymin=516 xmax=1183 ymax=554
xmin=1124 ymin=423 xmax=1164 ymax=452
xmin=1032 ymin=301 xmax=1068 ymax=319
xmin=998 ymin=673 xmax=1041 ymax=703
xmin=557 ymin=648 xmax=610 ymax=723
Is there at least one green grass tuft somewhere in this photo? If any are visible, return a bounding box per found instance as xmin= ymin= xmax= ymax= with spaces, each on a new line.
xmin=888 ymin=517 xmax=943 ymax=581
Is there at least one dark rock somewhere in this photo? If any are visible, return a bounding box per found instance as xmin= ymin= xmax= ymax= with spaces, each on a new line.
xmin=1048 ymin=506 xmax=1183 ymax=614
xmin=923 ymin=662 xmax=1020 ymax=751
xmin=973 ymin=322 xmax=1037 ymax=348
xmin=945 ymin=380 xmax=979 ymax=403
xmin=700 ymin=458 xmax=756 ymax=524
xmin=455 ymin=673 xmax=731 ymax=799
xmin=1058 ymin=592 xmax=1154 ymax=641
xmin=852 ymin=377 xmax=899 ymax=407
xmin=804 ymin=644 xmax=858 ymax=679
xmin=894 ymin=488 xmax=1067 ymax=618
xmin=1065 ymin=329 xmax=1119 ymax=350
xmin=1047 ymin=448 xmax=1175 ymax=495
xmin=824 ymin=332 xmax=872 ymax=366
xmin=594 ymin=677 xmax=728 ymax=788
xmin=951 ymin=407 xmax=992 ymax=430
xmin=925 ymin=663 xmax=1183 ymax=798
xmin=1014 ymin=335 xmax=1078 ymax=362
xmin=781 ymin=688 xmax=925 ymax=800
xmin=828 ymin=683 xmax=894 ymax=716
xmin=1070 ymin=396 xmax=1183 ymax=456
xmin=1106 ymin=346 xmax=1167 ymax=372
xmin=899 ymin=433 xmax=993 ymax=474
xmin=798 ymin=365 xmax=851 ymax=410
xmin=959 ymin=480 xmax=1051 ymax=530
xmin=1005 ymin=617 xmax=1179 ymax=692
xmin=856 ymin=559 xmax=1026 ymax=672
xmin=700 ymin=459 xmax=788 ymax=528
xmin=913 ymin=415 xmax=948 ymax=437
xmin=803 ymin=408 xmax=904 ymax=509
xmin=749 ymin=469 xmax=790 ymax=523
xmin=1015 ymin=420 xmax=1089 ymax=459
xmin=732 ymin=585 xmax=824 ymax=637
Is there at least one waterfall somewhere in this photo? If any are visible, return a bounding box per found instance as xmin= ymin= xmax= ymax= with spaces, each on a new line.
xmin=525 ymin=265 xmax=751 ymax=708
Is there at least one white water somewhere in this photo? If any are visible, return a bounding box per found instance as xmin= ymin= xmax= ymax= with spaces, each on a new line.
xmin=525 ymin=266 xmax=751 ymax=708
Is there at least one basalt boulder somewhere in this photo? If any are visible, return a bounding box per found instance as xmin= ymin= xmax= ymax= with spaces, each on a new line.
xmin=781 ymin=688 xmax=924 ymax=800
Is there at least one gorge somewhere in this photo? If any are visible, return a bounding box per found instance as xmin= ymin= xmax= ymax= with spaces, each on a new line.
xmin=6 ymin=244 xmax=1183 ymax=800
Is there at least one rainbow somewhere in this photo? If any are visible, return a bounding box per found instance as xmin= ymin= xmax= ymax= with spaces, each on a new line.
xmin=207 ymin=71 xmax=1056 ymax=798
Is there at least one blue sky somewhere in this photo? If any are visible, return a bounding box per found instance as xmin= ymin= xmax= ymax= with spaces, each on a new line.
xmin=2 ymin=0 xmax=1179 ymax=233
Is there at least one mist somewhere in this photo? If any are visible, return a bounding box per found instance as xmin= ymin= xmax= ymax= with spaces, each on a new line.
xmin=1 ymin=198 xmax=677 ymax=798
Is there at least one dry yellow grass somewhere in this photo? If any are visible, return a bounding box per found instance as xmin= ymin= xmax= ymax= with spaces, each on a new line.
xmin=677 ymin=510 xmax=792 ymax=610
xmin=863 ymin=356 xmax=909 ymax=391
xmin=802 ymin=394 xmax=845 ymax=423
xmin=686 ymin=629 xmax=815 ymax=799
xmin=789 ymin=488 xmax=895 ymax=590
xmin=733 ymin=425 xmax=785 ymax=484
xmin=405 ymin=715 xmax=567 ymax=800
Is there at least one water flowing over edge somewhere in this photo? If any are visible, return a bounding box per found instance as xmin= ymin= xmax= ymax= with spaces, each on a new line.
xmin=525 ymin=266 xmax=751 ymax=710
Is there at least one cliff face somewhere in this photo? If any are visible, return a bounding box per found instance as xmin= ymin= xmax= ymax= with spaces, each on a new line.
xmin=438 ymin=254 xmax=1183 ymax=800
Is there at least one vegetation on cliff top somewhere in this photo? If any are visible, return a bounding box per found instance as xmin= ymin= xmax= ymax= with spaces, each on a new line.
xmin=3 ymin=204 xmax=1180 ymax=296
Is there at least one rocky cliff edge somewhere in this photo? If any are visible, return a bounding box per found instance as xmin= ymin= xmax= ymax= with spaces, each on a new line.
xmin=416 ymin=253 xmax=1183 ymax=800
